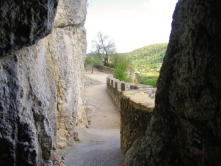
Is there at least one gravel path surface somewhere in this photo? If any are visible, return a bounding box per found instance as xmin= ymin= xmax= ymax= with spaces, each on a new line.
xmin=59 ymin=72 xmax=124 ymax=166
xmin=84 ymin=75 xmax=102 ymax=88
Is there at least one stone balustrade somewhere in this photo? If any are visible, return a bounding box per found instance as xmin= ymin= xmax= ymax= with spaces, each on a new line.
xmin=106 ymin=76 xmax=156 ymax=153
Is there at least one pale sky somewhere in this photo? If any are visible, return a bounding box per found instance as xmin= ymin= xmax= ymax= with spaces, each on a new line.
xmin=86 ymin=0 xmax=178 ymax=53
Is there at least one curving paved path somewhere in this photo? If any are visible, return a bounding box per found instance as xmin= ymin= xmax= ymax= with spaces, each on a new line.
xmin=59 ymin=72 xmax=124 ymax=166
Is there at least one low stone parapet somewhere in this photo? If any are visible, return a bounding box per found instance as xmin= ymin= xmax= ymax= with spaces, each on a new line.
xmin=94 ymin=65 xmax=114 ymax=74
xmin=106 ymin=76 xmax=156 ymax=153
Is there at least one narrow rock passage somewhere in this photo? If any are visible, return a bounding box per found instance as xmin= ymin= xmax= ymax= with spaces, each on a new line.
xmin=59 ymin=72 xmax=124 ymax=166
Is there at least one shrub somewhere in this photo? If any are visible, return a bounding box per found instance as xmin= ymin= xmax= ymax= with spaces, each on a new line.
xmin=112 ymin=54 xmax=133 ymax=82
xmin=138 ymin=75 xmax=158 ymax=87
xmin=84 ymin=54 xmax=104 ymax=73
xmin=84 ymin=54 xmax=103 ymax=68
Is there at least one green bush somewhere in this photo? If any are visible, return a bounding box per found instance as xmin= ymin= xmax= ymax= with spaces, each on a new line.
xmin=105 ymin=63 xmax=114 ymax=68
xmin=112 ymin=54 xmax=133 ymax=82
xmin=138 ymin=75 xmax=158 ymax=87
xmin=84 ymin=54 xmax=103 ymax=68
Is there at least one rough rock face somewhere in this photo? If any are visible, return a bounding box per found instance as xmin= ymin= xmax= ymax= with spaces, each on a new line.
xmin=0 ymin=42 xmax=57 ymax=166
xmin=0 ymin=1 xmax=58 ymax=165
xmin=0 ymin=0 xmax=87 ymax=165
xmin=0 ymin=0 xmax=58 ymax=56
xmin=125 ymin=0 xmax=221 ymax=166
xmin=54 ymin=0 xmax=87 ymax=27
xmin=45 ymin=0 xmax=88 ymax=149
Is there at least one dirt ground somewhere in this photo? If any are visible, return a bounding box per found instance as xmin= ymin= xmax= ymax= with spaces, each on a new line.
xmin=59 ymin=71 xmax=124 ymax=166
xmin=85 ymin=72 xmax=120 ymax=129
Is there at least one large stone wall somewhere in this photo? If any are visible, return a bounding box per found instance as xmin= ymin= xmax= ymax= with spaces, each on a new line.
xmin=106 ymin=77 xmax=155 ymax=154
xmin=46 ymin=0 xmax=88 ymax=149
xmin=125 ymin=0 xmax=221 ymax=166
xmin=0 ymin=1 xmax=59 ymax=165
xmin=0 ymin=0 xmax=87 ymax=165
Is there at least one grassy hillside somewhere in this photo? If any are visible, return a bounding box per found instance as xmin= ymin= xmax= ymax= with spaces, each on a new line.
xmin=119 ymin=43 xmax=168 ymax=87
xmin=86 ymin=43 xmax=168 ymax=87
xmin=126 ymin=43 xmax=168 ymax=74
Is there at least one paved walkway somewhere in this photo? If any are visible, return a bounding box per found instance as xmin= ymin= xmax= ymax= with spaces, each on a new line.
xmin=59 ymin=72 xmax=124 ymax=166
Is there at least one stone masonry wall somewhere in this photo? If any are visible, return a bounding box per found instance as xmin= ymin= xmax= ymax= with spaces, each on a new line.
xmin=106 ymin=77 xmax=155 ymax=154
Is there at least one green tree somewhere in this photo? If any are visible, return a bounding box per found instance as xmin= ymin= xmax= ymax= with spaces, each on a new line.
xmin=84 ymin=54 xmax=103 ymax=73
xmin=112 ymin=54 xmax=133 ymax=82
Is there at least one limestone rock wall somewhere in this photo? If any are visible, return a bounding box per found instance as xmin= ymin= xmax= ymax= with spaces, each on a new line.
xmin=0 ymin=41 xmax=58 ymax=166
xmin=0 ymin=1 xmax=59 ymax=165
xmin=0 ymin=0 xmax=59 ymax=56
xmin=0 ymin=0 xmax=87 ymax=165
xmin=125 ymin=0 xmax=221 ymax=166
xmin=45 ymin=0 xmax=88 ymax=149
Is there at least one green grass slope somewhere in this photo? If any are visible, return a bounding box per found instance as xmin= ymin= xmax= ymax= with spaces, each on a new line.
xmin=126 ymin=43 xmax=168 ymax=74
xmin=120 ymin=43 xmax=168 ymax=87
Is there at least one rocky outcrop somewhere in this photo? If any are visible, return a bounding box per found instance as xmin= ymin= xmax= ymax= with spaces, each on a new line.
xmin=0 ymin=0 xmax=58 ymax=56
xmin=125 ymin=0 xmax=221 ymax=166
xmin=0 ymin=1 xmax=59 ymax=165
xmin=0 ymin=41 xmax=58 ymax=166
xmin=0 ymin=0 xmax=87 ymax=165
xmin=46 ymin=0 xmax=88 ymax=149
